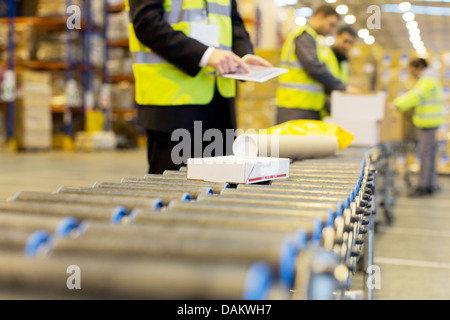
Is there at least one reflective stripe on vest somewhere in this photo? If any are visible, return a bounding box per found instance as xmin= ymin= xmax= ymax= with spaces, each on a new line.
xmin=126 ymin=0 xmax=235 ymax=106
xmin=276 ymin=24 xmax=326 ymax=111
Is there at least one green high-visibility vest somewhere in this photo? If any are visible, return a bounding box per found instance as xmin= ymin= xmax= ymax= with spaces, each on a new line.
xmin=394 ymin=73 xmax=445 ymax=128
xmin=126 ymin=0 xmax=235 ymax=106
xmin=276 ymin=25 xmax=327 ymax=112
xmin=321 ymin=46 xmax=348 ymax=84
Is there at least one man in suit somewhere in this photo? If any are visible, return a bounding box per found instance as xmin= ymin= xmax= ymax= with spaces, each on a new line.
xmin=128 ymin=0 xmax=271 ymax=173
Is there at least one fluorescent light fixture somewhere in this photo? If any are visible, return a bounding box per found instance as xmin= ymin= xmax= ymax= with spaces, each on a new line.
xmin=413 ymin=42 xmax=424 ymax=50
xmin=344 ymin=14 xmax=356 ymax=24
xmin=409 ymin=34 xmax=421 ymax=43
xmin=408 ymin=28 xmax=420 ymax=36
xmin=383 ymin=4 xmax=450 ymax=16
xmin=364 ymin=35 xmax=375 ymax=45
xmin=295 ymin=7 xmax=313 ymax=17
xmin=357 ymin=28 xmax=370 ymax=38
xmin=399 ymin=2 xmax=412 ymax=12
xmin=406 ymin=20 xmax=418 ymax=29
xmin=295 ymin=16 xmax=307 ymax=26
xmin=416 ymin=47 xmax=427 ymax=55
xmin=275 ymin=0 xmax=298 ymax=7
xmin=336 ymin=5 xmax=349 ymax=15
xmin=402 ymin=12 xmax=415 ymax=21
xmin=325 ymin=0 xmax=336 ymax=3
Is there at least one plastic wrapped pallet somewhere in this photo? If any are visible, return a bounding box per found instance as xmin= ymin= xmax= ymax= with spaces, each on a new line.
xmin=15 ymin=71 xmax=52 ymax=149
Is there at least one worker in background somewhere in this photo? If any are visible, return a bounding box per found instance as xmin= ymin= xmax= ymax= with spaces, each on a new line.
xmin=394 ymin=58 xmax=445 ymax=197
xmin=320 ymin=26 xmax=357 ymax=118
xmin=329 ymin=26 xmax=356 ymax=84
xmin=127 ymin=0 xmax=271 ymax=174
xmin=276 ymin=5 xmax=357 ymax=124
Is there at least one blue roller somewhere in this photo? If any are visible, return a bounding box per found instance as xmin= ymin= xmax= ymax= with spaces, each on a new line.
xmin=326 ymin=209 xmax=335 ymax=228
xmin=223 ymin=183 xmax=230 ymax=189
xmin=110 ymin=206 xmax=130 ymax=225
xmin=337 ymin=202 xmax=344 ymax=217
xmin=354 ymin=185 xmax=359 ymax=199
xmin=24 ymin=230 xmax=53 ymax=258
xmin=312 ymin=217 xmax=323 ymax=246
xmin=56 ymin=186 xmax=65 ymax=194
xmin=11 ymin=191 xmax=22 ymax=201
xmin=181 ymin=193 xmax=191 ymax=202
xmin=55 ymin=217 xmax=80 ymax=237
xmin=295 ymin=228 xmax=308 ymax=252
xmin=278 ymin=238 xmax=298 ymax=290
xmin=128 ymin=208 xmax=139 ymax=224
xmin=243 ymin=262 xmax=272 ymax=300
xmin=344 ymin=196 xmax=350 ymax=209
xmin=205 ymin=187 xmax=214 ymax=195
xmin=153 ymin=198 xmax=164 ymax=210
xmin=350 ymin=190 xmax=355 ymax=202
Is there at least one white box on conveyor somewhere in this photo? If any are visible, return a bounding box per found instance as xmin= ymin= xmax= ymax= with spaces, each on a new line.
xmin=331 ymin=91 xmax=386 ymax=120
xmin=187 ymin=156 xmax=290 ymax=184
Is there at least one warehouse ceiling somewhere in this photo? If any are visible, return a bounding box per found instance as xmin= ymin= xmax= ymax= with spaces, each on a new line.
xmin=283 ymin=0 xmax=450 ymax=55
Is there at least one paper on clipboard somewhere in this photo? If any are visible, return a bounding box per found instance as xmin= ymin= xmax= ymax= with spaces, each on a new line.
xmin=216 ymin=65 xmax=289 ymax=83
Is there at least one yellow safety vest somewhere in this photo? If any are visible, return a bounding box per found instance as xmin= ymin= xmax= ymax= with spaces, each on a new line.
xmin=394 ymin=74 xmax=445 ymax=128
xmin=321 ymin=46 xmax=348 ymax=84
xmin=276 ymin=25 xmax=327 ymax=112
xmin=126 ymin=0 xmax=235 ymax=106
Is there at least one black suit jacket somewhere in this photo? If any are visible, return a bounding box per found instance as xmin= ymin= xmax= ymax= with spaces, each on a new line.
xmin=128 ymin=0 xmax=254 ymax=132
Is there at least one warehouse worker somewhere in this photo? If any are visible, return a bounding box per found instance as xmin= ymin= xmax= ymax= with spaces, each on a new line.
xmin=394 ymin=58 xmax=445 ymax=197
xmin=327 ymin=26 xmax=356 ymax=84
xmin=276 ymin=5 xmax=355 ymax=124
xmin=127 ymin=0 xmax=271 ymax=174
xmin=320 ymin=26 xmax=357 ymax=118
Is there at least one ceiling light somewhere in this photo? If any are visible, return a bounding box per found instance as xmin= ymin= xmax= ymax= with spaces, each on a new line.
xmin=295 ymin=16 xmax=307 ymax=26
xmin=357 ymin=28 xmax=370 ymax=38
xmin=336 ymin=5 xmax=349 ymax=15
xmin=399 ymin=2 xmax=412 ymax=12
xmin=406 ymin=20 xmax=418 ymax=29
xmin=409 ymin=34 xmax=421 ymax=43
xmin=413 ymin=42 xmax=424 ymax=50
xmin=325 ymin=0 xmax=336 ymax=3
xmin=344 ymin=14 xmax=356 ymax=24
xmin=416 ymin=47 xmax=427 ymax=55
xmin=364 ymin=35 xmax=375 ymax=45
xmin=402 ymin=12 xmax=415 ymax=21
xmin=295 ymin=7 xmax=313 ymax=17
xmin=408 ymin=28 xmax=420 ymax=36
xmin=325 ymin=36 xmax=335 ymax=46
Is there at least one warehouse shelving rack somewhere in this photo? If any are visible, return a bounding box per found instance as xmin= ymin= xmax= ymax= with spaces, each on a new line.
xmin=0 ymin=0 xmax=110 ymax=151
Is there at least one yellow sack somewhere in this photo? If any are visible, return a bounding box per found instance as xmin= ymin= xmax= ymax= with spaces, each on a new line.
xmin=265 ymin=120 xmax=354 ymax=150
xmin=85 ymin=110 xmax=105 ymax=134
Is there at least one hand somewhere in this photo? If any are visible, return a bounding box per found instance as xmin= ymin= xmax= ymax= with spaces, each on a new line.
xmin=207 ymin=50 xmax=250 ymax=75
xmin=388 ymin=102 xmax=397 ymax=111
xmin=242 ymin=54 xmax=272 ymax=67
xmin=346 ymin=85 xmax=361 ymax=94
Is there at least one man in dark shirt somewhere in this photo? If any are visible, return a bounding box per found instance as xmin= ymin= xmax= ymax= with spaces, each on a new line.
xmin=331 ymin=26 xmax=356 ymax=83
xmin=276 ymin=5 xmax=356 ymax=124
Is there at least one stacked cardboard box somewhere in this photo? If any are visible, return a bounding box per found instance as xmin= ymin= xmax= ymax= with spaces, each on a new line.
xmin=15 ymin=71 xmax=52 ymax=149
xmin=235 ymin=50 xmax=280 ymax=131
xmin=111 ymin=81 xmax=135 ymax=110
xmin=347 ymin=43 xmax=382 ymax=92
xmin=376 ymin=50 xmax=420 ymax=142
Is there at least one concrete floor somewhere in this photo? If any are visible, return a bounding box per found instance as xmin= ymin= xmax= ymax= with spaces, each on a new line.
xmin=0 ymin=149 xmax=148 ymax=200
xmin=373 ymin=177 xmax=450 ymax=300
xmin=0 ymin=148 xmax=449 ymax=299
